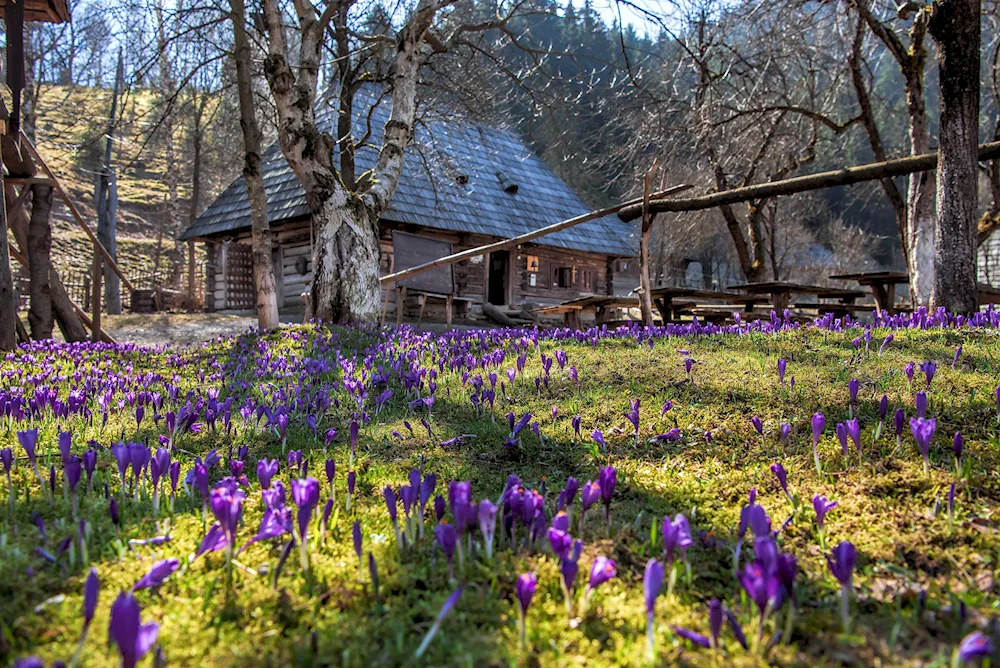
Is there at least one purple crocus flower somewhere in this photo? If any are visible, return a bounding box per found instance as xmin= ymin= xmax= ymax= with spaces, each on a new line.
xmin=478 ymin=499 xmax=498 ymax=560
xmin=848 ymin=378 xmax=859 ymax=414
xmin=904 ymin=361 xmax=915 ymax=388
xmin=514 ymin=572 xmax=537 ymax=648
xmin=108 ymin=592 xmax=159 ymax=668
xmin=777 ymin=359 xmax=787 ymax=385
xmin=835 ymin=422 xmax=849 ymax=461
xmin=257 ymin=458 xmax=278 ymax=490
xmin=879 ymin=333 xmax=893 ymax=355
xmin=920 ymin=360 xmax=936 ymax=388
xmin=827 ymin=541 xmax=857 ymax=631
xmin=580 ymin=480 xmax=600 ymax=528
xmin=953 ymin=431 xmax=963 ymax=468
xmin=132 ymin=558 xmax=179 ymax=591
xmin=770 ymin=463 xmax=789 ymax=499
xmin=586 ymin=556 xmax=617 ymax=600
xmin=599 ymin=466 xmax=616 ymax=534
xmin=548 ymin=527 xmax=573 ymax=561
xmin=845 ymin=419 xmax=861 ymax=461
xmin=571 ymin=416 xmax=581 ymax=440
xmin=83 ymin=566 xmax=99 ymax=628
xmin=590 ymin=428 xmax=606 ymax=453
xmin=812 ymin=494 xmax=837 ymax=548
xmin=18 ymin=428 xmax=46 ymax=492
xmin=957 ymin=631 xmax=994 ymax=664
xmin=662 ymin=514 xmax=693 ymax=565
xmin=915 ymin=391 xmax=928 ymax=418
xmin=811 ymin=413 xmax=825 ymax=474
xmin=909 ymin=417 xmax=937 ymax=474
xmin=827 ymin=540 xmax=856 ymax=587
xmin=751 ymin=416 xmax=763 ymax=436
xmin=435 ymin=522 xmax=457 ymax=579
xmin=292 ymin=477 xmax=320 ymax=541
xmin=644 ymin=558 xmax=665 ymax=659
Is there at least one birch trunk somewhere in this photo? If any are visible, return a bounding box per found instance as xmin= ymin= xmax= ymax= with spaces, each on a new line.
xmin=229 ymin=0 xmax=279 ymax=329
xmin=928 ymin=0 xmax=980 ymax=313
xmin=904 ymin=84 xmax=936 ymax=307
xmin=261 ymin=0 xmax=442 ymax=324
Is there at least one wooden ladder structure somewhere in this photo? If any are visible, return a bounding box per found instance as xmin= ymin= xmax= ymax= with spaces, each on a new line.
xmin=2 ymin=131 xmax=133 ymax=343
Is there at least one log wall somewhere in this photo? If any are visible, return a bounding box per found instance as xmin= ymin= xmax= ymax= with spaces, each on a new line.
xmin=207 ymin=218 xmax=622 ymax=315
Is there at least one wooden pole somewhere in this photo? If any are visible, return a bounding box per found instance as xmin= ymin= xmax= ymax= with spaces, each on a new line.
xmin=187 ymin=239 xmax=196 ymax=309
xmin=638 ymin=161 xmax=660 ymax=327
xmin=17 ymin=132 xmax=136 ymax=293
xmin=0 ymin=169 xmax=17 ymax=350
xmin=618 ymin=141 xmax=1000 ymax=221
xmin=91 ymin=244 xmax=102 ymax=342
xmin=380 ymin=183 xmax=693 ymax=285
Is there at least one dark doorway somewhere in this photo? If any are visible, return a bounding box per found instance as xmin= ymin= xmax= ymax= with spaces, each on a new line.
xmin=488 ymin=251 xmax=509 ymax=305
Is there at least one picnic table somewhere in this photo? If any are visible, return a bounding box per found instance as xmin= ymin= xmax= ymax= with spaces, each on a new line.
xmin=728 ymin=281 xmax=864 ymax=312
xmin=829 ymin=271 xmax=909 ymax=314
xmin=533 ymin=295 xmax=640 ymax=329
xmin=647 ymin=286 xmax=763 ymax=322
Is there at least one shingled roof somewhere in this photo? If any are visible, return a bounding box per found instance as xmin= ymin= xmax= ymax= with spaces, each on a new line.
xmin=179 ymin=89 xmax=637 ymax=257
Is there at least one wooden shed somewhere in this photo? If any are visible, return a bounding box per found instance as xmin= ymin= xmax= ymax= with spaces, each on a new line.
xmin=178 ymin=88 xmax=637 ymax=322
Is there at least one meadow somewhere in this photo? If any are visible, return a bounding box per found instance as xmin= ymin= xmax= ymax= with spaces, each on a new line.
xmin=2 ymin=311 xmax=999 ymax=666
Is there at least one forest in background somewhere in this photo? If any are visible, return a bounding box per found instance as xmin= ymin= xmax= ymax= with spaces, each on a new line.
xmin=4 ymin=0 xmax=1000 ymax=296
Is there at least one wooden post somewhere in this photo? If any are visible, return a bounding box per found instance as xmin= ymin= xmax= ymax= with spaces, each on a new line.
xmin=0 ymin=169 xmax=17 ymax=350
xmin=187 ymin=239 xmax=196 ymax=309
xmin=91 ymin=244 xmax=102 ymax=342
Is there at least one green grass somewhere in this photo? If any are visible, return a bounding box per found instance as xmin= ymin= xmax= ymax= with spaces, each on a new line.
xmin=1 ymin=325 xmax=999 ymax=666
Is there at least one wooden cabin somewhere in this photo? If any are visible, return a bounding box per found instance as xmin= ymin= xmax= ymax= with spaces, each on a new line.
xmin=179 ymin=90 xmax=637 ymax=322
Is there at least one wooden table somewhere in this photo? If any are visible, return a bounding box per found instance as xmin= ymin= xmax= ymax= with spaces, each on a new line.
xmin=829 ymin=271 xmax=909 ymax=315
xmin=534 ymin=296 xmax=640 ymax=329
xmin=648 ymin=287 xmax=763 ymax=322
xmin=728 ymin=282 xmax=864 ymax=312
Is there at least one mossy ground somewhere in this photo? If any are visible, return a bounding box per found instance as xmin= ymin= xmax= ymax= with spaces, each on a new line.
xmin=1 ymin=325 xmax=998 ymax=666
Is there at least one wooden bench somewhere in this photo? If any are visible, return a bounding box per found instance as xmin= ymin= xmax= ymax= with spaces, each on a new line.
xmin=395 ymin=286 xmax=473 ymax=326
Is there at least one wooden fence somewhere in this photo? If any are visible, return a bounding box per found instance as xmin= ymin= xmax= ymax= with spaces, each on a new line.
xmin=16 ymin=260 xmax=205 ymax=314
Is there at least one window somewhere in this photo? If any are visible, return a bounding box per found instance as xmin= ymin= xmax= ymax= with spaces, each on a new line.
xmin=555 ymin=266 xmax=575 ymax=288
xmin=581 ymin=268 xmax=594 ymax=292
xmin=526 ymin=255 xmax=540 ymax=273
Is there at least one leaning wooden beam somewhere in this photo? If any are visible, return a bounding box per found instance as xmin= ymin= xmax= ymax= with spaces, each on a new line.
xmin=8 ymin=240 xmax=97 ymax=342
xmin=380 ymin=183 xmax=693 ymax=285
xmin=618 ymin=141 xmax=1000 ymax=221
xmin=17 ymin=132 xmax=136 ymax=293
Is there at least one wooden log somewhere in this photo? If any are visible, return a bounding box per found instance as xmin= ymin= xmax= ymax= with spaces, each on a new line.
xmin=91 ymin=247 xmax=102 ymax=343
xmin=618 ymin=141 xmax=1000 ymax=221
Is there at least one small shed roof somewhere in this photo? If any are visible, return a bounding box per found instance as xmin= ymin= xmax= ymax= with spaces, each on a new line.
xmin=179 ymin=88 xmax=637 ymax=257
xmin=0 ymin=0 xmax=69 ymax=22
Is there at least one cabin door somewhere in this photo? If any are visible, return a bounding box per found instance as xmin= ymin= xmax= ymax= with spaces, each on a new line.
xmin=487 ymin=251 xmax=510 ymax=305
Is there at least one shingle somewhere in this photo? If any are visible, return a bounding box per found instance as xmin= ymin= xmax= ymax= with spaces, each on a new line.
xmin=179 ymin=87 xmax=637 ymax=257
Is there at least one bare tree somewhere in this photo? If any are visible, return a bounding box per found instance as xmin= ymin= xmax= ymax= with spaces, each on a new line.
xmin=846 ymin=0 xmax=936 ymax=305
xmin=229 ymin=0 xmax=279 ymax=329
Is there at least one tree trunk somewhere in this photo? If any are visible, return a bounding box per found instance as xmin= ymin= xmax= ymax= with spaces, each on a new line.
xmin=928 ymin=0 xmax=980 ymax=313
xmin=310 ymin=195 xmax=381 ymax=323
xmin=27 ymin=184 xmax=53 ymax=339
xmin=230 ymin=0 xmax=279 ymax=330
xmin=0 ymin=176 xmax=18 ymax=351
